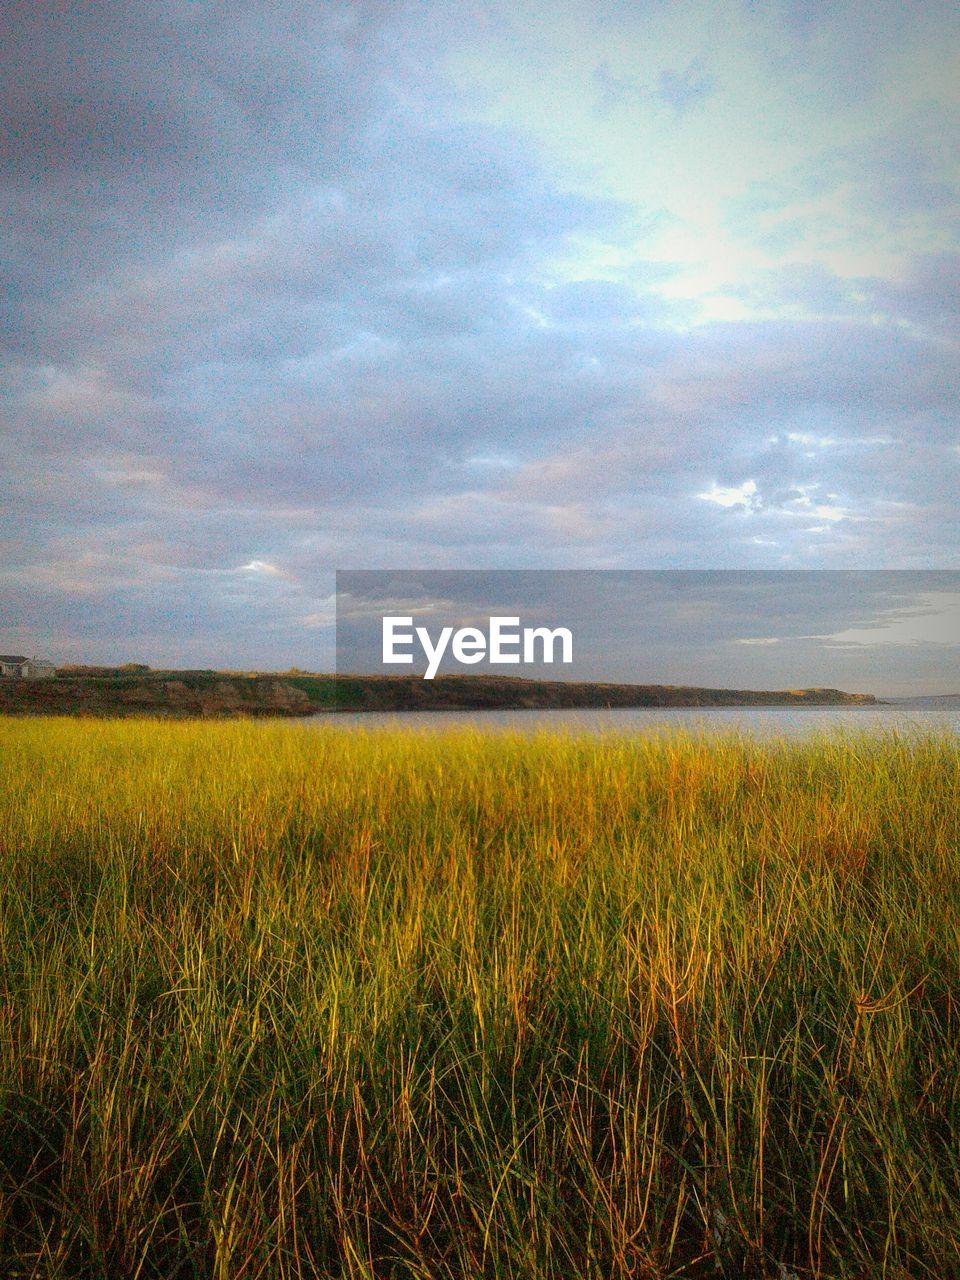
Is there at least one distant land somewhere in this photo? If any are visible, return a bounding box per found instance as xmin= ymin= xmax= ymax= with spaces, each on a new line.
xmin=886 ymin=693 xmax=960 ymax=704
xmin=0 ymin=666 xmax=879 ymax=717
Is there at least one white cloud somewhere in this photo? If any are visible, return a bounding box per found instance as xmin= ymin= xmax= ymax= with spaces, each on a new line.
xmin=698 ymin=479 xmax=759 ymax=509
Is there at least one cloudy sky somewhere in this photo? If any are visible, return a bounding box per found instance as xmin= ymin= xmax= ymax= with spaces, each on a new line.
xmin=2 ymin=1 xmax=959 ymax=671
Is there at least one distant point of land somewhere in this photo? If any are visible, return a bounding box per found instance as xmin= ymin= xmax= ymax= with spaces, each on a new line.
xmin=0 ymin=666 xmax=879 ymax=717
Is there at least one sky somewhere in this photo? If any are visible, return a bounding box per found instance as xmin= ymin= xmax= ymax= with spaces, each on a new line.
xmin=1 ymin=1 xmax=959 ymax=677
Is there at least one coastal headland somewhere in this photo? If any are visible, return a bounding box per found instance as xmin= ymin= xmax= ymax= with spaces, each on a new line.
xmin=0 ymin=666 xmax=879 ymax=717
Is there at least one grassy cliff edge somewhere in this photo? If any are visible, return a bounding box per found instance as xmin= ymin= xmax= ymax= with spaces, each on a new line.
xmin=0 ymin=668 xmax=879 ymax=716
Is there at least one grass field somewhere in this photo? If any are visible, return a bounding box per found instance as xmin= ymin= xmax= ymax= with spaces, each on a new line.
xmin=1 ymin=718 xmax=958 ymax=1278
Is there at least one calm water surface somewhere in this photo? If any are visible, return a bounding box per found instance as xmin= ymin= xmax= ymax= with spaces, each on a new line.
xmin=310 ymin=698 xmax=960 ymax=738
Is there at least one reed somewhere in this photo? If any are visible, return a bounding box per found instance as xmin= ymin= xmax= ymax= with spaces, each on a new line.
xmin=0 ymin=717 xmax=958 ymax=1277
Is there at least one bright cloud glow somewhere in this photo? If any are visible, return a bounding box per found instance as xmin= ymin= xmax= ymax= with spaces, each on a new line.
xmin=698 ymin=480 xmax=759 ymax=509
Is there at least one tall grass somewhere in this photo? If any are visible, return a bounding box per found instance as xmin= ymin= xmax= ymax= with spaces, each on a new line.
xmin=0 ymin=717 xmax=958 ymax=1278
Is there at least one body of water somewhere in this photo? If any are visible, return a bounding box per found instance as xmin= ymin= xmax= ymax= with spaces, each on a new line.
xmin=310 ymin=698 xmax=960 ymax=738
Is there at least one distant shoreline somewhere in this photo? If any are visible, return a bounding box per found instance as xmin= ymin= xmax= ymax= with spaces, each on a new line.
xmin=0 ymin=668 xmax=879 ymax=718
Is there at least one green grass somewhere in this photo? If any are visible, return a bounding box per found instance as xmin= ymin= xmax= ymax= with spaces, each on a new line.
xmin=0 ymin=718 xmax=958 ymax=1279
xmin=281 ymin=674 xmax=362 ymax=708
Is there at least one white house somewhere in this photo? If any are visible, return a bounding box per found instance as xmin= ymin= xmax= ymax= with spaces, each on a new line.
xmin=0 ymin=655 xmax=56 ymax=679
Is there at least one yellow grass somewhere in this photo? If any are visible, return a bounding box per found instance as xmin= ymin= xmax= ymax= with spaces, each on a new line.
xmin=0 ymin=717 xmax=958 ymax=1278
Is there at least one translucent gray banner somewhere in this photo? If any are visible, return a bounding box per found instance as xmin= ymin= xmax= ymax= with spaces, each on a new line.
xmin=334 ymin=569 xmax=960 ymax=704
